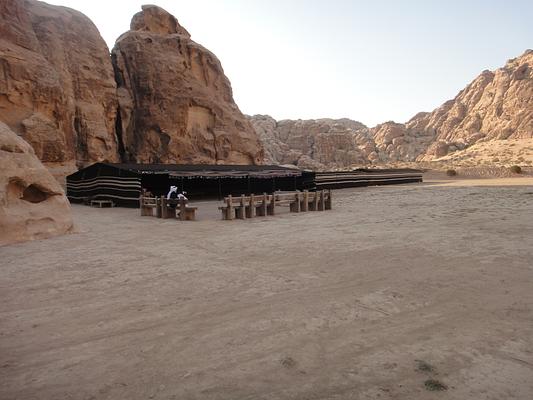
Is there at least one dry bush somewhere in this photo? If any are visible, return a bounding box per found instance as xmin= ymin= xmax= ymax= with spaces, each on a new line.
xmin=446 ymin=169 xmax=457 ymax=176
xmin=510 ymin=165 xmax=522 ymax=174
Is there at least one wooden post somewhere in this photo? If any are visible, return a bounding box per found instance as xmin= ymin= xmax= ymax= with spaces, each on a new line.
xmin=237 ymin=194 xmax=246 ymax=219
xmin=160 ymin=196 xmax=166 ymax=218
xmin=302 ymin=190 xmax=309 ymax=212
xmin=247 ymin=193 xmax=255 ymax=218
xmin=290 ymin=192 xmax=301 ymax=213
xmin=258 ymin=193 xmax=267 ymax=216
xmin=179 ymin=199 xmax=186 ymax=221
xmin=162 ymin=196 xmax=168 ymax=218
xmin=139 ymin=195 xmax=145 ymax=216
xmin=156 ymin=197 xmax=162 ymax=218
xmin=268 ymin=193 xmax=276 ymax=215
xmin=325 ymin=189 xmax=332 ymax=210
xmin=319 ymin=190 xmax=325 ymax=211
xmin=227 ymin=195 xmax=234 ymax=220
xmin=312 ymin=191 xmax=319 ymax=211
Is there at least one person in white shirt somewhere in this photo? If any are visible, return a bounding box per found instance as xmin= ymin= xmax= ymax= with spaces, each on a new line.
xmin=166 ymin=186 xmax=178 ymax=200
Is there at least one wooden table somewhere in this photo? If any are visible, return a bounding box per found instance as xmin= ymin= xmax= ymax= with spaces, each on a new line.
xmin=90 ymin=199 xmax=115 ymax=208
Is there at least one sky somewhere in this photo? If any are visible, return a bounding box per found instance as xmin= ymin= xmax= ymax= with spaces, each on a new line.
xmin=46 ymin=0 xmax=532 ymax=127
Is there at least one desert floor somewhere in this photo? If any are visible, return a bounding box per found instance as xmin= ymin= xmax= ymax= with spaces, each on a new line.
xmin=1 ymin=178 xmax=533 ymax=400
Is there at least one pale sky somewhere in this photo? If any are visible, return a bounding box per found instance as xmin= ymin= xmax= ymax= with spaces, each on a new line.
xmin=46 ymin=0 xmax=532 ymax=127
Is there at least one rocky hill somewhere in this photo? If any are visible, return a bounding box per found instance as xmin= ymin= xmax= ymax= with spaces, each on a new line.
xmin=112 ymin=5 xmax=263 ymax=164
xmin=251 ymin=50 xmax=533 ymax=169
xmin=0 ymin=0 xmax=120 ymax=174
xmin=0 ymin=1 xmax=263 ymax=176
xmin=1 ymin=0 xmax=531 ymax=174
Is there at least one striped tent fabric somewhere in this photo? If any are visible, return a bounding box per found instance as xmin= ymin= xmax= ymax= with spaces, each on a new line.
xmin=66 ymin=163 xmax=422 ymax=207
xmin=66 ymin=163 xmax=311 ymax=206
xmin=67 ymin=175 xmax=141 ymax=205
xmin=315 ymin=169 xmax=423 ymax=189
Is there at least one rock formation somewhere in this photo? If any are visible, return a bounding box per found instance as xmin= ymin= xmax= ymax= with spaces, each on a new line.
xmin=250 ymin=115 xmax=375 ymax=170
xmin=0 ymin=121 xmax=73 ymax=246
xmin=0 ymin=0 xmax=120 ymax=174
xmin=1 ymin=0 xmax=529 ymax=172
xmin=112 ymin=5 xmax=263 ymax=165
xmin=415 ymin=50 xmax=533 ymax=160
xmin=251 ymin=49 xmax=532 ymax=168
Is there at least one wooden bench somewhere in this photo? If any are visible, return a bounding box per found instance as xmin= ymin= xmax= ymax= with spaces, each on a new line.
xmin=219 ymin=190 xmax=332 ymax=220
xmin=177 ymin=199 xmax=198 ymax=221
xmin=90 ymin=199 xmax=114 ymax=208
xmin=140 ymin=196 xmax=198 ymax=220
xmin=161 ymin=197 xmax=198 ymax=221
xmin=139 ymin=196 xmax=161 ymax=217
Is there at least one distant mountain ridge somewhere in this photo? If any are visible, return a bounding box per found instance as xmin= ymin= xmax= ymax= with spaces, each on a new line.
xmin=250 ymin=49 xmax=533 ymax=169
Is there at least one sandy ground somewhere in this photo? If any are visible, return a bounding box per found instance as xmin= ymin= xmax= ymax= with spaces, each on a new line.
xmin=1 ymin=179 xmax=533 ymax=400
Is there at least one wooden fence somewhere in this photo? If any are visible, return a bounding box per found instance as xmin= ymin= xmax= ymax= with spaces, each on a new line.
xmin=219 ymin=190 xmax=332 ymax=220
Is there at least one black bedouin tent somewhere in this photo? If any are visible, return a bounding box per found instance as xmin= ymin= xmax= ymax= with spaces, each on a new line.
xmin=67 ymin=163 xmax=315 ymax=207
xmin=314 ymin=168 xmax=423 ymax=189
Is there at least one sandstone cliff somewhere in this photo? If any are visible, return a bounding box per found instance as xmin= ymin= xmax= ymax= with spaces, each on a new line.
xmin=251 ymin=50 xmax=532 ymax=168
xmin=0 ymin=121 xmax=73 ymax=245
xmin=1 ymin=1 xmax=263 ymax=173
xmin=112 ymin=5 xmax=263 ymax=165
xmin=0 ymin=0 xmax=119 ymax=173
xmin=415 ymin=50 xmax=533 ymax=160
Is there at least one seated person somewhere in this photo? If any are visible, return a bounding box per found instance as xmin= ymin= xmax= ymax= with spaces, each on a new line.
xmin=166 ymin=186 xmax=179 ymax=209
xmin=177 ymin=191 xmax=188 ymax=202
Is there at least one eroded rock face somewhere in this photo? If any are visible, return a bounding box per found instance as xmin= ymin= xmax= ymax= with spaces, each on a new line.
xmin=415 ymin=50 xmax=533 ymax=160
xmin=0 ymin=0 xmax=119 ymax=173
xmin=250 ymin=115 xmax=374 ymax=170
xmin=0 ymin=121 xmax=73 ymax=246
xmin=112 ymin=5 xmax=263 ymax=165
xmin=252 ymin=50 xmax=533 ymax=168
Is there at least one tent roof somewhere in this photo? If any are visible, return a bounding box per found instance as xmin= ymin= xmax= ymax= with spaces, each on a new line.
xmin=70 ymin=163 xmax=303 ymax=179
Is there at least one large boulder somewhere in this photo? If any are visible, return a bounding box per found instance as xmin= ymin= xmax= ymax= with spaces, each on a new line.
xmin=0 ymin=0 xmax=119 ymax=174
xmin=112 ymin=5 xmax=263 ymax=165
xmin=0 ymin=122 xmax=73 ymax=246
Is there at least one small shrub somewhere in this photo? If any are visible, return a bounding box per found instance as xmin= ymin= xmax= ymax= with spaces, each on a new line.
xmin=415 ymin=360 xmax=434 ymax=373
xmin=510 ymin=165 xmax=522 ymax=174
xmin=446 ymin=169 xmax=457 ymax=177
xmin=280 ymin=356 xmax=296 ymax=368
xmin=424 ymin=379 xmax=448 ymax=391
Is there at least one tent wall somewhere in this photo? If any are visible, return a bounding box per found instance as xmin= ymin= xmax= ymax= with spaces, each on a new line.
xmin=67 ymin=164 xmax=141 ymax=207
xmin=66 ymin=163 xmax=421 ymax=208
xmin=314 ymin=170 xmax=422 ymax=189
xmin=165 ymin=175 xmax=304 ymax=199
